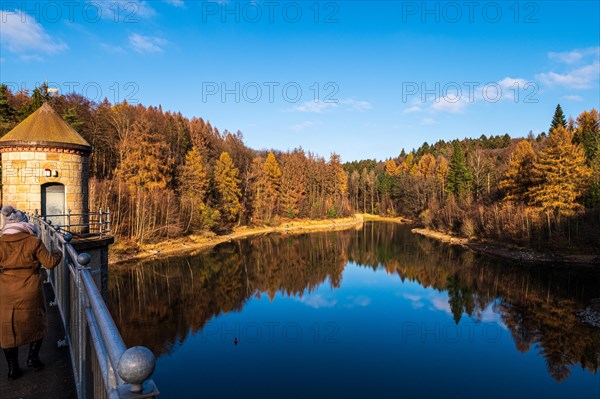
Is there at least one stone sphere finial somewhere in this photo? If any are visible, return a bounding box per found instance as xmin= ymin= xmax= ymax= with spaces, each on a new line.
xmin=77 ymin=252 xmax=91 ymax=266
xmin=117 ymin=347 xmax=156 ymax=392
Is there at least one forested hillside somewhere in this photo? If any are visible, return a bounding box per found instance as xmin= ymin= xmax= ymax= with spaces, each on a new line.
xmin=1 ymin=85 xmax=598 ymax=252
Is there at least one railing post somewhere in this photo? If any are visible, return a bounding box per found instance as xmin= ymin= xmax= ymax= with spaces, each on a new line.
xmin=59 ymin=234 xmax=72 ymax=348
xmin=107 ymin=208 xmax=111 ymax=233
xmin=67 ymin=208 xmax=71 ymax=234
xmin=99 ymin=208 xmax=104 ymax=238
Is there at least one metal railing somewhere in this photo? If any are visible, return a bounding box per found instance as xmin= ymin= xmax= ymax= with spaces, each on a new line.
xmin=32 ymin=215 xmax=159 ymax=399
xmin=37 ymin=208 xmax=111 ymax=238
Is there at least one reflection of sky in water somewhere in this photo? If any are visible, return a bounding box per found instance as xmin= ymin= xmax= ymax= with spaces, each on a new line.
xmin=152 ymin=262 xmax=599 ymax=399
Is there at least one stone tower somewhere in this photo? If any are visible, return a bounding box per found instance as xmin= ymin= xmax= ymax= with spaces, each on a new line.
xmin=0 ymin=103 xmax=92 ymax=226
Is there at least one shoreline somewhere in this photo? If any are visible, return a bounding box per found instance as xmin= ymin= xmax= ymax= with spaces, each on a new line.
xmin=412 ymin=228 xmax=600 ymax=266
xmin=110 ymin=214 xmax=410 ymax=267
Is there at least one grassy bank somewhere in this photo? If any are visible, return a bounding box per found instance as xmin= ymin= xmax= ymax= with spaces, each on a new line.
xmin=412 ymin=228 xmax=600 ymax=265
xmin=110 ymin=214 xmax=411 ymax=267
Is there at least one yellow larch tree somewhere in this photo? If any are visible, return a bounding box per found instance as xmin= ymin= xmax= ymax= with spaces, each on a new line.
xmin=528 ymin=126 xmax=591 ymax=220
xmin=263 ymin=151 xmax=282 ymax=221
xmin=500 ymin=140 xmax=536 ymax=203
xmin=214 ymin=152 xmax=242 ymax=224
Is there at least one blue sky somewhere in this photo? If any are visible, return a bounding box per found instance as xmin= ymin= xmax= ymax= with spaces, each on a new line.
xmin=1 ymin=0 xmax=599 ymax=161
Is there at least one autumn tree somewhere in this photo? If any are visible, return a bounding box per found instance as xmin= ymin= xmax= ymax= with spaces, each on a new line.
xmin=447 ymin=141 xmax=471 ymax=198
xmin=179 ymin=146 xmax=218 ymax=231
xmin=385 ymin=159 xmax=400 ymax=176
xmin=348 ymin=170 xmax=360 ymax=213
xmin=435 ymin=156 xmax=449 ymax=201
xmin=248 ymin=157 xmax=266 ymax=223
xmin=327 ymin=154 xmax=348 ymax=217
xmin=263 ymin=152 xmax=282 ymax=221
xmin=400 ymin=153 xmax=414 ymax=174
xmin=110 ymin=101 xmax=136 ymax=165
xmin=413 ymin=153 xmax=437 ymax=207
xmin=500 ymin=140 xmax=536 ymax=203
xmin=528 ymin=126 xmax=591 ymax=224
xmin=417 ymin=153 xmax=436 ymax=179
xmin=280 ymin=150 xmax=307 ymax=218
xmin=116 ymin=118 xmax=172 ymax=191
xmin=214 ymin=152 xmax=242 ymax=225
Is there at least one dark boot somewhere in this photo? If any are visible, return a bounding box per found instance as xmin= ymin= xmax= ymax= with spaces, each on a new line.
xmin=27 ymin=339 xmax=44 ymax=369
xmin=3 ymin=347 xmax=22 ymax=380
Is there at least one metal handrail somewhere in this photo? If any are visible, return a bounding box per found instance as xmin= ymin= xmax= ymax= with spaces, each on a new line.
xmin=37 ymin=208 xmax=111 ymax=238
xmin=32 ymin=215 xmax=159 ymax=399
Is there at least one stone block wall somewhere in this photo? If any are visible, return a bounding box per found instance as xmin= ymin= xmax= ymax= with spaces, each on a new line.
xmin=1 ymin=149 xmax=90 ymax=230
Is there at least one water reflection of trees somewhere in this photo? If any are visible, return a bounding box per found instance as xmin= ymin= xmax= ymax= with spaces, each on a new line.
xmin=108 ymin=222 xmax=600 ymax=382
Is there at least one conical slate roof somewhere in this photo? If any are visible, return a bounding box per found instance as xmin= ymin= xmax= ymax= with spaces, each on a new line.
xmin=0 ymin=103 xmax=92 ymax=153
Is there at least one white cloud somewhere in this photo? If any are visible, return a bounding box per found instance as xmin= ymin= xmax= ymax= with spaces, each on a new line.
xmin=290 ymin=98 xmax=371 ymax=113
xmin=403 ymin=105 xmax=422 ymax=114
xmin=340 ymin=99 xmax=372 ymax=111
xmin=165 ymin=0 xmax=185 ymax=7
xmin=344 ymin=295 xmax=371 ymax=308
xmin=536 ymin=62 xmax=599 ymax=89
xmin=498 ymin=77 xmax=528 ymax=90
xmin=0 ymin=10 xmax=68 ymax=57
xmin=563 ymin=94 xmax=583 ymax=101
xmin=402 ymin=293 xmax=425 ymax=309
xmin=431 ymin=97 xmax=467 ymax=113
xmin=431 ymin=296 xmax=451 ymax=314
xmin=477 ymin=303 xmax=508 ymax=330
xmin=418 ymin=76 xmax=533 ymax=114
xmin=537 ymin=47 xmax=600 ymax=90
xmin=129 ymin=33 xmax=167 ymax=54
xmin=293 ymin=101 xmax=338 ymax=113
xmin=548 ymin=47 xmax=600 ymax=65
xmin=296 ymin=294 xmax=337 ymax=309
xmin=290 ymin=120 xmax=318 ymax=132
xmin=420 ymin=117 xmax=436 ymax=125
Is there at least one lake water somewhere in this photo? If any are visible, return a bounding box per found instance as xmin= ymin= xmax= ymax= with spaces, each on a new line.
xmin=108 ymin=222 xmax=600 ymax=399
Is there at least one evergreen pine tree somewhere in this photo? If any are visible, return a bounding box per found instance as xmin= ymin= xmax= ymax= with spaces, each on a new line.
xmin=0 ymin=84 xmax=16 ymax=135
xmin=20 ymin=83 xmax=51 ymax=120
xmin=447 ymin=141 xmax=471 ymax=197
xmin=63 ymin=107 xmax=84 ymax=132
xmin=575 ymin=109 xmax=600 ymax=165
xmin=549 ymin=104 xmax=567 ymax=133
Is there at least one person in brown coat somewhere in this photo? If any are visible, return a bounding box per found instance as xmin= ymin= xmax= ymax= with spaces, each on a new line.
xmin=0 ymin=206 xmax=62 ymax=380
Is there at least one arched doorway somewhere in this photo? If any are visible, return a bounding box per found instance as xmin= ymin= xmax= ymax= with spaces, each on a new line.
xmin=41 ymin=183 xmax=65 ymax=227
